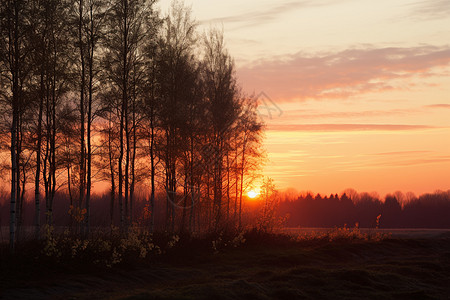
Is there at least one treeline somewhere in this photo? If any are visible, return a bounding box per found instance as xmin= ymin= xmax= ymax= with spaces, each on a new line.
xmin=0 ymin=0 xmax=263 ymax=250
xmin=279 ymin=190 xmax=450 ymax=228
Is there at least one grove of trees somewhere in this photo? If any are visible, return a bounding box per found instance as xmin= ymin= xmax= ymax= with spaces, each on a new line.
xmin=0 ymin=0 xmax=264 ymax=251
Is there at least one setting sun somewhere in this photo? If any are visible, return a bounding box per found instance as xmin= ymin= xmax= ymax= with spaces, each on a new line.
xmin=247 ymin=190 xmax=258 ymax=199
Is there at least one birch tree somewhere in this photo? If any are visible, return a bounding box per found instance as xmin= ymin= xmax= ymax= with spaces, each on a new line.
xmin=0 ymin=0 xmax=34 ymax=252
xmin=104 ymin=0 xmax=157 ymax=230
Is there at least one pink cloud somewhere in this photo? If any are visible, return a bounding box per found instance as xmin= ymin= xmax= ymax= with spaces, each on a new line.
xmin=238 ymin=45 xmax=450 ymax=102
xmin=372 ymin=151 xmax=432 ymax=156
xmin=267 ymin=124 xmax=436 ymax=132
xmin=375 ymin=156 xmax=450 ymax=168
xmin=283 ymin=108 xmax=418 ymax=120
xmin=425 ymin=104 xmax=450 ymax=109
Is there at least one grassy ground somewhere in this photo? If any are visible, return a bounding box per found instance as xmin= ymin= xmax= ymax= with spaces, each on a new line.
xmin=1 ymin=232 xmax=450 ymax=299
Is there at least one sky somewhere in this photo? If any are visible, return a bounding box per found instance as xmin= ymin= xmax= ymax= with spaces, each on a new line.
xmin=158 ymin=0 xmax=450 ymax=197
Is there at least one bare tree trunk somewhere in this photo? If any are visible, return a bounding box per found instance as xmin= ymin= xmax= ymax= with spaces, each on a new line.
xmin=109 ymin=160 xmax=115 ymax=228
xmin=108 ymin=113 xmax=115 ymax=228
xmin=43 ymin=86 xmax=50 ymax=225
xmin=86 ymin=2 xmax=95 ymax=237
xmin=10 ymin=108 xmax=18 ymax=252
xmin=214 ymin=138 xmax=223 ymax=231
xmin=16 ymin=113 xmax=22 ymax=242
xmin=18 ymin=132 xmax=27 ymax=242
xmin=10 ymin=112 xmax=17 ymax=253
xmin=49 ymin=58 xmax=57 ymax=225
xmin=206 ymin=172 xmax=211 ymax=231
xmin=226 ymin=151 xmax=230 ymax=224
xmin=171 ymin=161 xmax=176 ymax=233
xmin=181 ymin=168 xmax=188 ymax=232
xmin=234 ymin=133 xmax=238 ymax=227
xmin=45 ymin=118 xmax=51 ymax=225
xmin=124 ymin=74 xmax=129 ymax=230
xmin=130 ymin=81 xmax=137 ymax=226
xmin=67 ymin=146 xmax=73 ymax=205
xmin=78 ymin=0 xmax=86 ymax=232
xmin=34 ymin=58 xmax=45 ymax=238
xmin=189 ymin=137 xmax=194 ymax=233
xmin=114 ymin=0 xmax=130 ymax=232
xmin=149 ymin=105 xmax=155 ymax=232
xmin=118 ymin=105 xmax=124 ymax=230
xmin=239 ymin=135 xmax=246 ymax=230
xmin=8 ymin=0 xmax=21 ymax=254
xmin=123 ymin=0 xmax=129 ymax=232
xmin=165 ymin=166 xmax=169 ymax=231
xmin=130 ymin=109 xmax=136 ymax=226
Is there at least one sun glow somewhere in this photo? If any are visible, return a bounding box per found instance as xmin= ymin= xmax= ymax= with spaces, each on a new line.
xmin=247 ymin=190 xmax=258 ymax=199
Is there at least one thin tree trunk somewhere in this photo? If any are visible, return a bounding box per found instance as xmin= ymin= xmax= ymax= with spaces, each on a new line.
xmin=78 ymin=0 xmax=86 ymax=230
xmin=18 ymin=135 xmax=26 ymax=242
xmin=149 ymin=105 xmax=155 ymax=232
xmin=67 ymin=141 xmax=74 ymax=237
xmin=10 ymin=113 xmax=17 ymax=253
xmin=67 ymin=147 xmax=73 ymax=205
xmin=16 ymin=112 xmax=22 ymax=242
xmin=189 ymin=136 xmax=194 ymax=233
xmin=120 ymin=0 xmax=129 ymax=232
xmin=165 ymin=166 xmax=169 ymax=231
xmin=226 ymin=151 xmax=230 ymax=224
xmin=124 ymin=79 xmax=130 ymax=230
xmin=9 ymin=0 xmax=21 ymax=253
xmin=234 ymin=133 xmax=238 ymax=227
xmin=118 ymin=103 xmax=124 ymax=230
xmin=86 ymin=1 xmax=95 ymax=236
xmin=34 ymin=58 xmax=45 ymax=238
xmin=108 ymin=114 xmax=115 ymax=228
xmin=214 ymin=138 xmax=223 ymax=231
xmin=10 ymin=108 xmax=18 ymax=252
xmin=239 ymin=135 xmax=246 ymax=230
xmin=171 ymin=161 xmax=176 ymax=233
xmin=49 ymin=58 xmax=57 ymax=225
xmin=181 ymin=168 xmax=188 ymax=232
xmin=43 ymin=84 xmax=50 ymax=225
xmin=130 ymin=82 xmax=136 ymax=225
xmin=206 ymin=171 xmax=211 ymax=231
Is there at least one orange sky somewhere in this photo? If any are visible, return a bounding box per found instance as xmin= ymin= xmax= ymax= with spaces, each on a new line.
xmin=157 ymin=0 xmax=450 ymax=196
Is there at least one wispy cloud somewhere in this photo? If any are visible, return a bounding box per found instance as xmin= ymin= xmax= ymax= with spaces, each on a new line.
xmin=285 ymin=108 xmax=418 ymax=120
xmin=268 ymin=124 xmax=436 ymax=132
xmin=200 ymin=0 xmax=344 ymax=29
xmin=322 ymin=150 xmax=450 ymax=171
xmin=409 ymin=0 xmax=450 ymax=20
xmin=200 ymin=1 xmax=306 ymax=28
xmin=238 ymin=45 xmax=450 ymax=101
xmin=371 ymin=150 xmax=432 ymax=156
xmin=424 ymin=104 xmax=450 ymax=109
xmin=375 ymin=156 xmax=450 ymax=168
xmin=337 ymin=155 xmax=450 ymax=171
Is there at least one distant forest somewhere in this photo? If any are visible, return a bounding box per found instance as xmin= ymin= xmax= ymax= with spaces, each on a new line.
xmin=279 ymin=190 xmax=450 ymax=228
xmin=0 ymin=0 xmax=264 ymax=250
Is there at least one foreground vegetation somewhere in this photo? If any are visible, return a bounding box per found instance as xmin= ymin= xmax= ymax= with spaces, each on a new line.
xmin=1 ymin=228 xmax=449 ymax=299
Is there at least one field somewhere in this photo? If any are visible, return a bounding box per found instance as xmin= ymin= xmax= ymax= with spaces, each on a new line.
xmin=1 ymin=229 xmax=450 ymax=300
xmin=281 ymin=227 xmax=450 ymax=239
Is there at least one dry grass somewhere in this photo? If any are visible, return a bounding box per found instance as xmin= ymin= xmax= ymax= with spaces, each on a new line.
xmin=1 ymin=228 xmax=449 ymax=299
